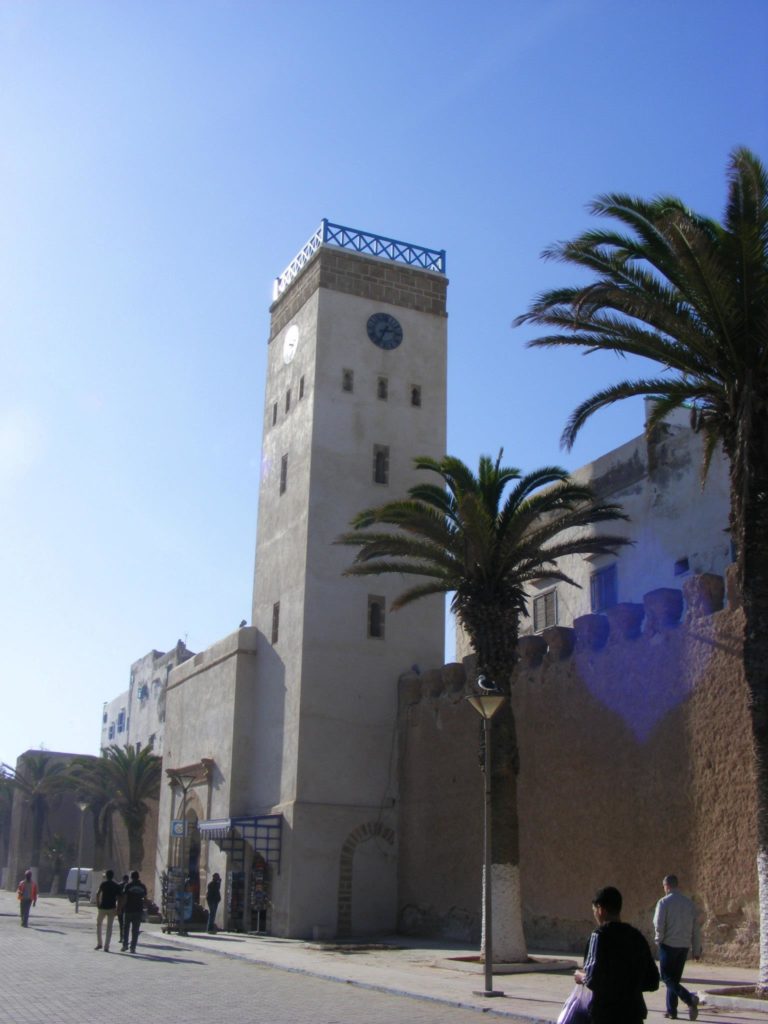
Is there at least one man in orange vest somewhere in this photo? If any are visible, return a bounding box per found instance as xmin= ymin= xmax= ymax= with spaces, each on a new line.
xmin=16 ymin=869 xmax=38 ymax=927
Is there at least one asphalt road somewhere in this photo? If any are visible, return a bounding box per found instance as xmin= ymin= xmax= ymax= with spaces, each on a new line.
xmin=0 ymin=898 xmax=519 ymax=1024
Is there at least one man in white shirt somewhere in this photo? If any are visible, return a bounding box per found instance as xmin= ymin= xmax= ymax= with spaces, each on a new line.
xmin=653 ymin=874 xmax=702 ymax=1020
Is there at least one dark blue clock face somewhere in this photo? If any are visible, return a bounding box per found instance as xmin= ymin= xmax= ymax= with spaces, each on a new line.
xmin=367 ymin=312 xmax=403 ymax=350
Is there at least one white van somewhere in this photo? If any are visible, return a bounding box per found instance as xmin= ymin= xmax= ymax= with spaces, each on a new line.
xmin=65 ymin=867 xmax=94 ymax=902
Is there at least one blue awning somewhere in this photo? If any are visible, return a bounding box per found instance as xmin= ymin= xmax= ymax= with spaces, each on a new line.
xmin=197 ymin=814 xmax=282 ymax=871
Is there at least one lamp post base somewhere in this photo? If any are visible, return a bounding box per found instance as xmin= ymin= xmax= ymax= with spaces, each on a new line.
xmin=473 ymin=989 xmax=505 ymax=998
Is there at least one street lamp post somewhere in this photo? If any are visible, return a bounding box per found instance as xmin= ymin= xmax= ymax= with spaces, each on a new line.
xmin=466 ymin=689 xmax=507 ymax=998
xmin=74 ymin=799 xmax=88 ymax=914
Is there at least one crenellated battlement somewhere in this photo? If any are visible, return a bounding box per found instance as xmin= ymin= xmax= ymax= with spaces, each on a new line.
xmin=400 ymin=569 xmax=739 ymax=702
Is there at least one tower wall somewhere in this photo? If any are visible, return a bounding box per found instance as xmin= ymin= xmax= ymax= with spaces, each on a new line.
xmin=250 ymin=240 xmax=448 ymax=936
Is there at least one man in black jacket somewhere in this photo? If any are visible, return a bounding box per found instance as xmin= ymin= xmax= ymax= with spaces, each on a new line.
xmin=575 ymin=886 xmax=659 ymax=1023
xmin=121 ymin=871 xmax=148 ymax=954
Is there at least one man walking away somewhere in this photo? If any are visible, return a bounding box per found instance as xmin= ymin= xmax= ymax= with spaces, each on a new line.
xmin=16 ymin=870 xmax=38 ymax=927
xmin=654 ymin=874 xmax=702 ymax=1020
xmin=206 ymin=873 xmax=221 ymax=933
xmin=575 ymin=885 xmax=659 ymax=1024
xmin=95 ymin=869 xmax=123 ymax=952
xmin=121 ymin=871 xmax=148 ymax=954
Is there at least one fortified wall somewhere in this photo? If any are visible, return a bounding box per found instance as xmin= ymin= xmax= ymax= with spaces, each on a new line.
xmin=397 ymin=570 xmax=758 ymax=965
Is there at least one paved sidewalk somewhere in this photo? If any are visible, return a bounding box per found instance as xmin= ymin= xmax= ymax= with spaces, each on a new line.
xmin=3 ymin=891 xmax=767 ymax=1022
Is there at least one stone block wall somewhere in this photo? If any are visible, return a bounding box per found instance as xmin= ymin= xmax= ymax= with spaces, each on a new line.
xmin=397 ymin=572 xmax=758 ymax=965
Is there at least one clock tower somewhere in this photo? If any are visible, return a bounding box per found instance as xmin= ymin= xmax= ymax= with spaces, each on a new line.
xmin=249 ymin=221 xmax=448 ymax=937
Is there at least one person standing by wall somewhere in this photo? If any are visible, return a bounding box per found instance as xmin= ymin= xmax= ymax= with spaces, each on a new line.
xmin=654 ymin=874 xmax=702 ymax=1020
xmin=574 ymin=885 xmax=659 ymax=1024
xmin=206 ymin=873 xmax=221 ymax=933
xmin=121 ymin=871 xmax=148 ymax=954
xmin=16 ymin=870 xmax=38 ymax=927
xmin=95 ymin=869 xmax=123 ymax=952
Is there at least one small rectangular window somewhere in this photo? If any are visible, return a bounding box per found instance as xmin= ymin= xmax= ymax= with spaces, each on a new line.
xmin=373 ymin=444 xmax=389 ymax=485
xmin=102 ymin=711 xmax=108 ymax=723
xmin=285 ymin=389 xmax=291 ymax=413
xmin=108 ymin=724 xmax=115 ymax=739
xmin=590 ymin=564 xmax=617 ymax=612
xmin=410 ymin=385 xmax=422 ymax=407
xmin=377 ymin=376 xmax=388 ymax=400
xmin=342 ymin=368 xmax=354 ymax=392
xmin=533 ymin=590 xmax=557 ymax=632
xmin=117 ymin=709 xmax=126 ymax=733
xmin=280 ymin=454 xmax=288 ymax=495
xmin=299 ymin=376 xmax=305 ymax=399
xmin=271 ymin=602 xmax=280 ymax=644
xmin=272 ymin=403 xmax=278 ymax=426
xmin=368 ymin=596 xmax=386 ymax=639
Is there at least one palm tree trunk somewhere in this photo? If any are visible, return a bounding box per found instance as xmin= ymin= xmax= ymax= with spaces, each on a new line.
xmin=487 ymin=703 xmax=527 ymax=962
xmin=738 ymin=429 xmax=768 ymax=991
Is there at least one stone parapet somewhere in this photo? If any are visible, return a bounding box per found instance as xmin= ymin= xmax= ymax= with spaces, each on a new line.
xmin=269 ymin=246 xmax=448 ymax=340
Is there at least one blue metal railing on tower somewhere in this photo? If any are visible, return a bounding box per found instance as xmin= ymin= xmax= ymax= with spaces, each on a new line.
xmin=273 ymin=220 xmax=446 ymax=299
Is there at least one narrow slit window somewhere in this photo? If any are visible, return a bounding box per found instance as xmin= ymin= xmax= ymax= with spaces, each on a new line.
xmin=271 ymin=602 xmax=280 ymax=644
xmin=272 ymin=402 xmax=278 ymax=426
xmin=373 ymin=444 xmax=389 ymax=485
xmin=410 ymin=384 xmax=422 ymax=407
xmin=280 ymin=454 xmax=288 ymax=494
xmin=342 ymin=368 xmax=354 ymax=392
xmin=299 ymin=376 xmax=305 ymax=399
xmin=368 ymin=596 xmax=385 ymax=639
xmin=377 ymin=376 xmax=388 ymax=400
xmin=285 ymin=389 xmax=291 ymax=413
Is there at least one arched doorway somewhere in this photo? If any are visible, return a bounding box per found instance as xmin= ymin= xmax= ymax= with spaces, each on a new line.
xmin=336 ymin=822 xmax=395 ymax=937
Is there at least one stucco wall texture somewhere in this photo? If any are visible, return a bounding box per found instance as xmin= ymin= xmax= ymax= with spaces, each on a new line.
xmin=397 ymin=572 xmax=758 ymax=965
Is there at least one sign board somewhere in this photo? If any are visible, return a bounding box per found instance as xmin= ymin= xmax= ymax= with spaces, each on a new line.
xmin=170 ymin=819 xmax=186 ymax=838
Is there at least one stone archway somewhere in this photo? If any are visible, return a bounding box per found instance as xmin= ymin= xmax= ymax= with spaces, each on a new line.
xmin=336 ymin=821 xmax=395 ymax=937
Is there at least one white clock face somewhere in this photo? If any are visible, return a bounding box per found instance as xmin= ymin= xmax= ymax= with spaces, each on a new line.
xmin=283 ymin=324 xmax=299 ymax=364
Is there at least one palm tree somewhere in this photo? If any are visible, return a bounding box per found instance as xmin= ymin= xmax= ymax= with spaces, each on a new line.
xmin=100 ymin=744 xmax=162 ymax=871
xmin=515 ymin=146 xmax=768 ymax=983
xmin=43 ymin=833 xmax=74 ymax=893
xmin=67 ymin=756 xmax=116 ymax=870
xmin=12 ymin=752 xmax=68 ymax=870
xmin=337 ymin=452 xmax=628 ymax=960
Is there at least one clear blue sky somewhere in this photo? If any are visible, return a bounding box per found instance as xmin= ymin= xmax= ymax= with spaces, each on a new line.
xmin=2 ymin=0 xmax=766 ymax=766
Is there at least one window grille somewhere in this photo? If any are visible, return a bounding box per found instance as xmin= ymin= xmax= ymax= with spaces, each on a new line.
xmin=533 ymin=590 xmax=557 ymax=632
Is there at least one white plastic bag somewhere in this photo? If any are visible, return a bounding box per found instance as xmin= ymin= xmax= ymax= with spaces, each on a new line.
xmin=556 ymin=983 xmax=592 ymax=1024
